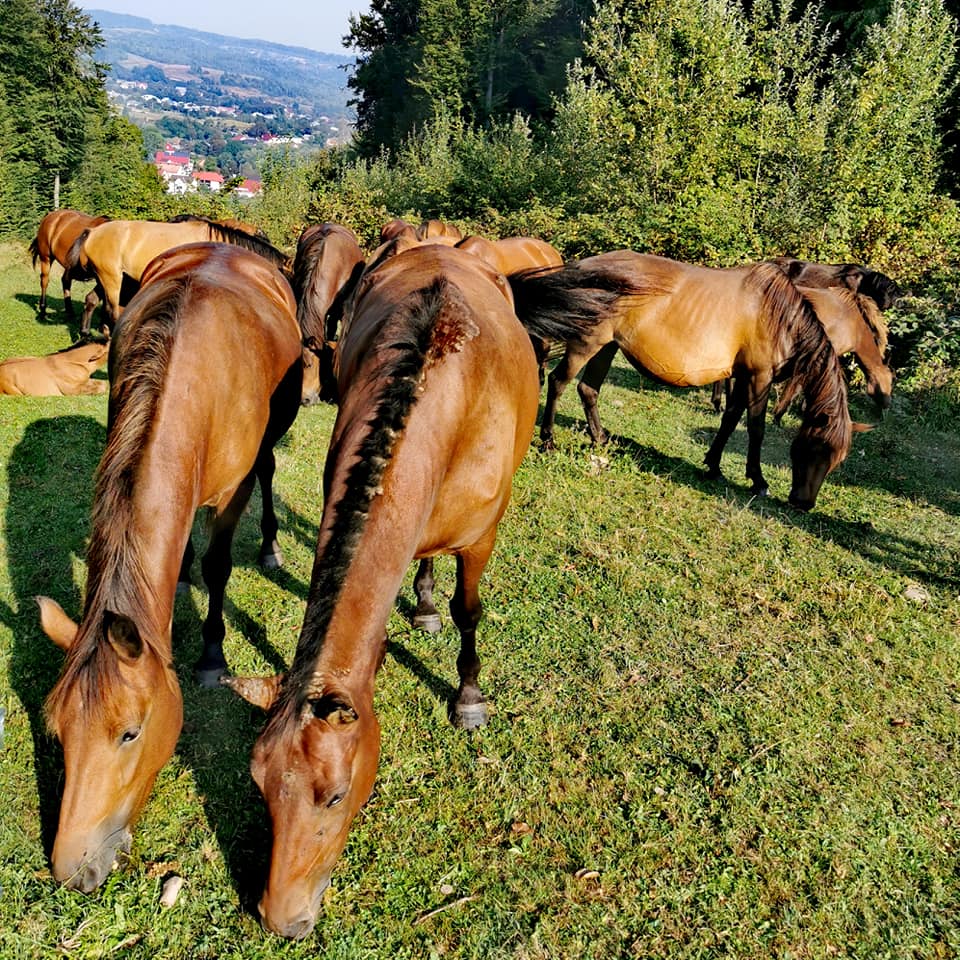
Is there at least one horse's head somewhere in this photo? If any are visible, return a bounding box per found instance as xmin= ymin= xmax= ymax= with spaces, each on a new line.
xmin=300 ymin=339 xmax=338 ymax=406
xmin=225 ymin=675 xmax=380 ymax=940
xmin=789 ymin=404 xmax=852 ymax=511
xmin=862 ymin=360 xmax=894 ymax=413
xmin=38 ymin=596 xmax=183 ymax=893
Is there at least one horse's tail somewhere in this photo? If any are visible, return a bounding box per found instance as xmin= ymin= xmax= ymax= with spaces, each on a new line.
xmin=507 ymin=263 xmax=636 ymax=344
xmin=28 ymin=235 xmax=40 ymax=268
xmin=63 ymin=229 xmax=92 ymax=280
xmin=207 ymin=222 xmax=289 ymax=272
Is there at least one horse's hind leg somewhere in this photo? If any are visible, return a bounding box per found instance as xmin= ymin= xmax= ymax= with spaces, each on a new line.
xmin=577 ymin=341 xmax=619 ymax=444
xmin=177 ymin=536 xmax=196 ymax=594
xmin=449 ymin=534 xmax=496 ymax=730
xmin=704 ymin=375 xmax=748 ymax=480
xmin=38 ymin=260 xmax=50 ymax=317
xmin=412 ymin=558 xmax=442 ymax=633
xmin=195 ymin=476 xmax=255 ymax=687
xmin=255 ymin=446 xmax=283 ymax=569
xmin=541 ymin=344 xmax=597 ymax=448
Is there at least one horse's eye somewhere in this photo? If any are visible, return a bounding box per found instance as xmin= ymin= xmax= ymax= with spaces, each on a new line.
xmin=120 ymin=727 xmax=141 ymax=744
xmin=327 ymin=792 xmax=344 ymax=808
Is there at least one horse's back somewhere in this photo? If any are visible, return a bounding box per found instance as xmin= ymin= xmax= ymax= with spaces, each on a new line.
xmin=338 ymin=244 xmax=539 ymax=550
xmin=116 ymin=244 xmax=301 ymax=498
xmin=578 ymin=251 xmax=763 ymax=386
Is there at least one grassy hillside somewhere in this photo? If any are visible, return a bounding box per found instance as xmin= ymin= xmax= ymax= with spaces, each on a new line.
xmin=0 ymin=244 xmax=958 ymax=959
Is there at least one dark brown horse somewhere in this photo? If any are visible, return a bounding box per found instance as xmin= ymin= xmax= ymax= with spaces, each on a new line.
xmin=540 ymin=251 xmax=853 ymax=510
xmin=38 ymin=242 xmax=302 ymax=893
xmin=224 ymin=243 xmax=632 ymax=939
xmin=712 ymin=260 xmax=897 ymax=415
xmin=290 ymin=223 xmax=365 ymax=405
xmin=770 ymin=257 xmax=902 ymax=310
xmin=65 ymin=217 xmax=289 ymax=336
xmin=29 ymin=209 xmax=109 ymax=319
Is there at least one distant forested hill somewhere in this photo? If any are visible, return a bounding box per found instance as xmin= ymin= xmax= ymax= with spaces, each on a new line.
xmin=88 ymin=9 xmax=353 ymax=119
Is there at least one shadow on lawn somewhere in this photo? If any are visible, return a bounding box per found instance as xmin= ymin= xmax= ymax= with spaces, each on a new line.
xmin=3 ymin=413 xmax=307 ymax=911
xmin=5 ymin=414 xmax=105 ymax=856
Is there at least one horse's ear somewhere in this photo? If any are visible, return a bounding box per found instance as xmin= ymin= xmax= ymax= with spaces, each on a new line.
xmin=104 ymin=611 xmax=143 ymax=662
xmin=36 ymin=596 xmax=78 ymax=651
xmin=221 ymin=674 xmax=283 ymax=711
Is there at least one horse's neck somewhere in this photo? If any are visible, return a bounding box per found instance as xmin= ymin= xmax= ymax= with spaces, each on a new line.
xmin=307 ymin=471 xmax=430 ymax=685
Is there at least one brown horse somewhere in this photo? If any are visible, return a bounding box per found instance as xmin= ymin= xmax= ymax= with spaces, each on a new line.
xmin=0 ymin=339 xmax=109 ymax=395
xmin=29 ymin=209 xmax=110 ymax=318
xmin=65 ymin=217 xmax=289 ymax=335
xmin=770 ymin=285 xmax=892 ymax=419
xmin=290 ymin=223 xmax=365 ymax=405
xmin=38 ymin=242 xmax=302 ymax=893
xmin=712 ymin=262 xmax=897 ymax=415
xmin=224 ymin=243 xmax=632 ymax=939
xmin=457 ymin=235 xmax=564 ymax=382
xmin=540 ymin=251 xmax=853 ymax=510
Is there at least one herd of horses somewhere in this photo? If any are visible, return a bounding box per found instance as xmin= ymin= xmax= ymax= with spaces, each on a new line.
xmin=18 ymin=207 xmax=900 ymax=939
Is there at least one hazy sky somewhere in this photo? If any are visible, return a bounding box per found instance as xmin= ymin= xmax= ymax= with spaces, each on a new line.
xmin=79 ymin=1 xmax=372 ymax=54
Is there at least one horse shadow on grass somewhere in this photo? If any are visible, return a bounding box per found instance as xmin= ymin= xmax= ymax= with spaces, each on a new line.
xmin=3 ymin=414 xmax=315 ymax=910
xmin=14 ymin=292 xmax=89 ymax=342
xmin=5 ymin=415 xmax=105 ymax=856
xmin=563 ymin=420 xmax=959 ymax=592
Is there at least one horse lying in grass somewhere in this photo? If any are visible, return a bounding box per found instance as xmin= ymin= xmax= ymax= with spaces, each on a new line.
xmin=29 ymin=209 xmax=109 ymax=319
xmin=224 ymin=243 xmax=633 ymax=939
xmin=539 ymin=251 xmax=853 ymax=510
xmin=39 ymin=242 xmax=302 ymax=894
xmin=65 ymin=217 xmax=290 ymax=336
xmin=0 ymin=340 xmax=109 ymax=396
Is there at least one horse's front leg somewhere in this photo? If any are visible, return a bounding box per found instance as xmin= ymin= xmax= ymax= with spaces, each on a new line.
xmin=79 ymin=286 xmax=102 ymax=339
xmin=255 ymin=446 xmax=283 ymax=570
xmin=412 ymin=558 xmax=442 ymax=633
xmin=744 ymin=375 xmax=773 ymax=496
xmin=705 ymin=375 xmax=748 ymax=479
xmin=61 ymin=269 xmax=76 ymax=320
xmin=195 ymin=475 xmax=256 ymax=687
xmin=449 ymin=535 xmax=496 ymax=730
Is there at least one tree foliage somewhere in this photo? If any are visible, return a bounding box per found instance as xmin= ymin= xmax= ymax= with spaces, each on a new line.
xmin=0 ymin=0 xmax=159 ymax=237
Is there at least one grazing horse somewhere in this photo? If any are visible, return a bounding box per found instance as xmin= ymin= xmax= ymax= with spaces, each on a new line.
xmin=712 ymin=260 xmax=897 ymax=414
xmin=29 ymin=209 xmax=110 ymax=319
xmin=65 ymin=218 xmax=290 ymax=336
xmin=540 ymin=251 xmax=853 ymax=510
xmin=224 ymin=243 xmax=632 ymax=939
xmin=38 ymin=243 xmax=302 ymax=893
xmin=457 ymin=235 xmax=564 ymax=382
xmin=290 ymin=223 xmax=365 ymax=405
xmin=770 ymin=285 xmax=892 ymax=419
xmin=0 ymin=339 xmax=109 ymax=396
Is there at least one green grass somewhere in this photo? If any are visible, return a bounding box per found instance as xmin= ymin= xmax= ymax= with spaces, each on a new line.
xmin=1 ymin=244 xmax=958 ymax=959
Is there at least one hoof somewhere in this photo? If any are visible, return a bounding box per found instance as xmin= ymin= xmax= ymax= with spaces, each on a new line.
xmin=704 ymin=466 xmax=723 ymax=481
xmin=750 ymin=484 xmax=770 ymax=498
xmin=259 ymin=551 xmax=283 ymax=571
xmin=452 ymin=700 xmax=488 ymax=730
xmin=195 ymin=665 xmax=226 ymax=688
xmin=413 ymin=612 xmax=442 ymax=634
